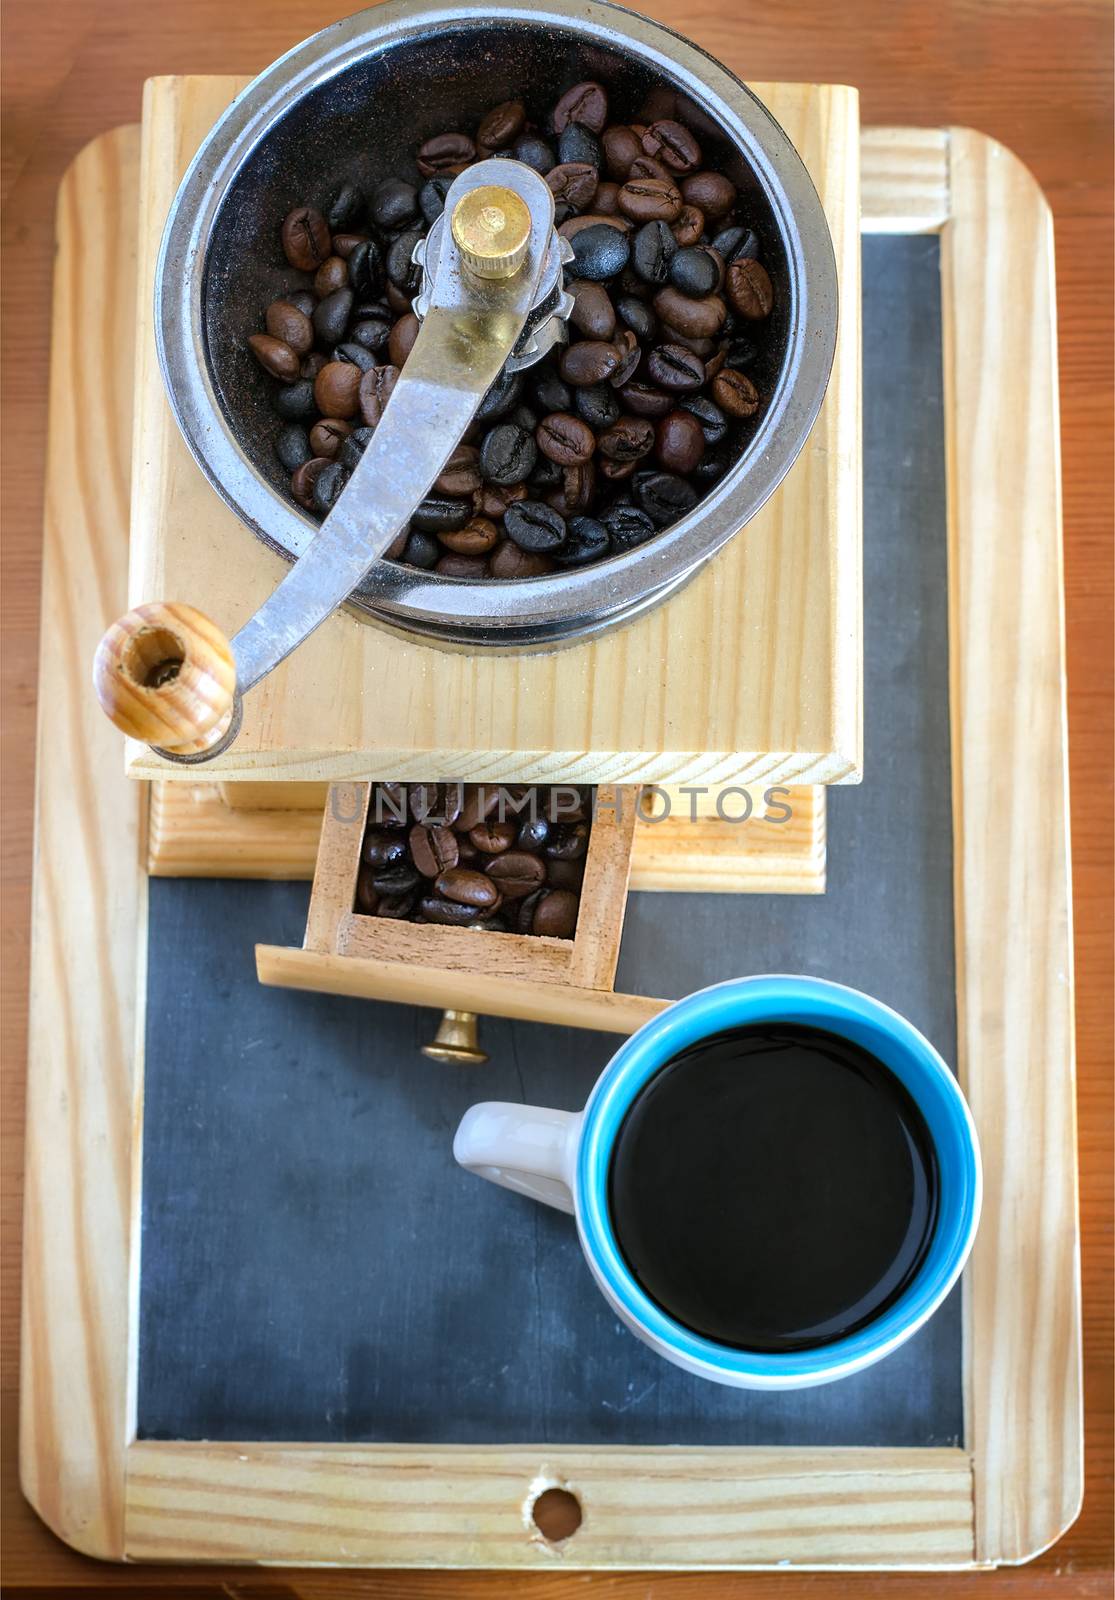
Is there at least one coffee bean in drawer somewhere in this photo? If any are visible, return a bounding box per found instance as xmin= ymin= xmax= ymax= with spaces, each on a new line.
xmin=353 ymin=784 xmax=595 ymax=937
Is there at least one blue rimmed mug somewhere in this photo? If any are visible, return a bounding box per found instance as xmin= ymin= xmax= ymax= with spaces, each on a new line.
xmin=453 ymin=976 xmax=981 ymax=1389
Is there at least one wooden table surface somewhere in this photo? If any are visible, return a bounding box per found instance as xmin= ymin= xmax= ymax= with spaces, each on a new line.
xmin=2 ymin=0 xmax=1110 ymax=1593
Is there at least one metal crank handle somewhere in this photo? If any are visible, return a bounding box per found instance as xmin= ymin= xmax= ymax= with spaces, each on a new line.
xmin=92 ymin=160 xmax=559 ymax=761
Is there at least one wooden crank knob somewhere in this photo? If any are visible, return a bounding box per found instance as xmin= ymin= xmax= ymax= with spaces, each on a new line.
xmin=92 ymin=602 xmax=237 ymax=756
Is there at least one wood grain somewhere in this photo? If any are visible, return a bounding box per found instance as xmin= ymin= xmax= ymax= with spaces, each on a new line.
xmin=123 ymin=1442 xmax=975 ymax=1568
xmin=941 ymin=127 xmax=1082 ymax=1567
xmin=17 ymin=127 xmax=144 ymax=1560
xmin=147 ymin=779 xmax=828 ymax=893
xmin=256 ymin=944 xmax=668 ymax=1034
xmin=125 ymin=75 xmax=862 ymax=789
xmin=3 ymin=0 xmax=1110 ymax=1591
xmin=860 ymin=127 xmax=950 ymax=232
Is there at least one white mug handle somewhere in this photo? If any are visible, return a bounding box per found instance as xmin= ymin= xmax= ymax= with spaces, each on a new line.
xmin=453 ymin=1102 xmax=582 ymax=1214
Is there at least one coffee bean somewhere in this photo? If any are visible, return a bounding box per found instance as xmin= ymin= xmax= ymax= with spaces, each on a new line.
xmin=513 ymin=135 xmax=556 ymax=174
xmin=560 ymin=339 xmax=620 ymax=386
xmin=546 ymin=857 xmax=586 ymax=891
xmin=485 ymin=851 xmax=547 ymax=899
xmin=435 ymin=867 xmax=499 ymax=908
xmin=478 ymin=422 xmax=536 ymax=485
xmin=248 ymin=333 xmax=299 ymax=382
xmin=712 ymin=366 xmax=761 ymax=417
xmin=362 ymin=827 xmax=408 ymax=868
xmin=418 ymin=175 xmax=453 ymax=225
xmin=616 ymin=294 xmax=657 ymax=341
xmin=554 ymin=459 xmax=596 ymax=514
xmin=274 ymin=378 xmax=317 ymax=421
xmin=347 ymin=238 xmax=384 ymax=297
xmin=618 ymin=176 xmax=683 ymax=223
xmin=402 ymin=530 xmax=440 ymax=568
xmin=669 ymin=245 xmax=721 ymax=297
xmin=285 ymin=290 xmax=318 ymax=317
xmin=646 ymin=342 xmax=705 ymax=391
xmin=680 ymin=393 xmax=729 ymax=444
xmin=281 ymin=206 xmax=330 ymax=271
xmin=619 ymin=380 xmax=674 ymax=418
xmin=726 ymin=257 xmax=774 ymax=319
xmin=470 ymin=818 xmax=517 ymax=854
xmin=553 ymin=515 xmax=609 ymax=565
xmin=504 ymin=499 xmax=567 ymax=553
xmin=370 ymin=177 xmax=418 ymax=229
xmin=636 ymin=469 xmax=700 ymax=526
xmin=601 ymin=503 xmax=656 ymax=551
xmin=275 ymin=423 xmax=311 ymax=471
xmin=355 ymin=868 xmax=380 ymax=915
xmin=332 ymin=233 xmax=368 ymax=260
xmin=602 ymin=124 xmax=643 ymax=178
xmin=559 ymin=123 xmax=602 ymax=170
xmin=410 ymin=496 xmax=471 ymax=534
xmin=313 ymin=287 xmax=354 ymax=347
xmin=653 ymin=286 xmax=727 ymax=340
xmin=532 ymin=371 xmax=573 ymax=413
xmin=546 ymin=161 xmax=598 ymax=211
xmin=434 ymin=444 xmax=482 ymax=497
xmin=333 ymin=340 xmax=376 ymax=371
xmin=567 ymin=279 xmax=617 ymax=341
xmin=597 ymin=415 xmax=654 ymax=462
xmin=418 ymin=895 xmax=484 ymax=926
xmin=370 ymin=859 xmax=422 ymax=896
xmin=642 ymin=119 xmax=701 ymax=173
xmin=311 ymin=460 xmax=347 ymax=513
xmin=609 ymin=328 xmax=643 ymax=387
xmin=476 ymin=366 xmax=523 ymax=421
xmin=574 ymin=383 xmax=621 ymax=429
xmin=438 ymin=514 xmax=499 ymax=555
xmin=599 ymin=456 xmax=637 ymax=483
xmin=515 ymin=814 xmax=551 ymax=850
xmin=387 ymin=312 xmax=419 ymax=365
xmin=351 ymin=315 xmax=391 ymax=351
xmin=325 ymin=183 xmax=363 ymax=231
xmin=478 ymin=99 xmax=526 ymax=149
xmin=536 ymin=412 xmax=595 ymax=465
xmin=681 ymin=170 xmax=736 ymax=217
xmin=530 ymin=455 xmax=564 ymax=491
xmin=629 ymin=152 xmax=671 ymax=184
xmin=671 ymin=204 xmax=705 ymax=248
xmin=712 ymin=224 xmax=760 ymax=263
xmin=266 ymin=300 xmax=314 ymax=354
xmin=340 ymin=426 xmax=375 ymax=470
xmin=417 ymin=132 xmax=475 ymax=176
xmin=409 ymin=823 xmax=460 ymax=877
xmin=552 ymin=80 xmax=608 ymax=134
xmin=473 ymin=481 xmax=527 ymax=519
xmin=655 ymin=408 xmax=706 ymax=473
xmin=436 ymin=552 xmax=488 ymax=577
xmin=488 ymin=540 xmax=552 ymax=578
xmin=631 ymin=219 xmax=677 ymax=284
xmin=359 ymin=363 xmax=399 ymax=426
xmin=314 ymin=255 xmax=348 ymax=297
xmin=309 ymin=418 xmax=351 ymax=458
xmin=313 ymin=360 xmax=361 ymax=418
xmin=532 ymin=888 xmax=580 ymax=937
xmin=301 ymin=351 xmax=327 ymax=380
xmin=570 ymin=222 xmax=629 ymax=282
xmin=386 ymin=230 xmax=423 ymax=294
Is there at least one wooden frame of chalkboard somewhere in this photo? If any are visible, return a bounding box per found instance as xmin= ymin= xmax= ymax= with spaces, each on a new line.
xmin=20 ymin=121 xmax=1080 ymax=1570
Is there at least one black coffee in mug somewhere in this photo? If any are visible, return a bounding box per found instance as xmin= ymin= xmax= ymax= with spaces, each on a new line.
xmin=606 ymin=1023 xmax=940 ymax=1352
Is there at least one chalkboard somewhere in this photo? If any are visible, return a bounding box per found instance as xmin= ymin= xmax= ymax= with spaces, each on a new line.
xmin=138 ymin=235 xmax=960 ymax=1448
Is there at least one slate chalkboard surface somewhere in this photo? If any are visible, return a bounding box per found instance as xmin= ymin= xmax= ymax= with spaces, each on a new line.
xmin=138 ymin=236 xmax=960 ymax=1448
